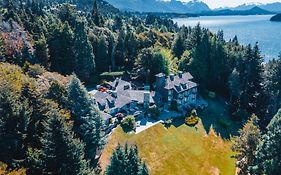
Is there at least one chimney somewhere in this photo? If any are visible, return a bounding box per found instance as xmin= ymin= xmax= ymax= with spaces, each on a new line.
xmin=170 ymin=74 xmax=175 ymax=81
xmin=178 ymin=71 xmax=183 ymax=78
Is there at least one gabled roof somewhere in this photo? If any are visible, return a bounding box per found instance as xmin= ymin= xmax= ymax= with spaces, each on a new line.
xmin=126 ymin=90 xmax=155 ymax=104
xmin=110 ymin=78 xmax=131 ymax=91
xmin=164 ymin=72 xmax=197 ymax=92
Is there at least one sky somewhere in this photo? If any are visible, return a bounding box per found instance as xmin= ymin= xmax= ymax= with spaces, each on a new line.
xmin=181 ymin=0 xmax=281 ymax=9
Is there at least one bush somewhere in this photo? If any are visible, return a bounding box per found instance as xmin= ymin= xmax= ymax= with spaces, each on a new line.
xmin=163 ymin=119 xmax=172 ymax=128
xmin=185 ymin=110 xmax=200 ymax=126
xmin=149 ymin=106 xmax=160 ymax=120
xmin=121 ymin=115 xmax=136 ymax=132
xmin=185 ymin=116 xmax=199 ymax=126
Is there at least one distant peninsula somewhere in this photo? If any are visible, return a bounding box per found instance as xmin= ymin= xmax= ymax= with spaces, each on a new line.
xmin=270 ymin=14 xmax=281 ymax=22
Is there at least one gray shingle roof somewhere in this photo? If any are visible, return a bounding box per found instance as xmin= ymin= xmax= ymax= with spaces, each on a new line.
xmin=126 ymin=90 xmax=155 ymax=104
xmin=165 ymin=72 xmax=197 ymax=92
xmin=110 ymin=78 xmax=131 ymax=91
xmin=93 ymin=91 xmax=133 ymax=111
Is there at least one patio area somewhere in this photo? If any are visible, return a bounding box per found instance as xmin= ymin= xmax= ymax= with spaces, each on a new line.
xmin=135 ymin=110 xmax=181 ymax=134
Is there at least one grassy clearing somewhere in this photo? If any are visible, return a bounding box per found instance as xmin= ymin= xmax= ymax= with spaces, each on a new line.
xmin=199 ymin=97 xmax=243 ymax=138
xmin=100 ymin=122 xmax=236 ymax=175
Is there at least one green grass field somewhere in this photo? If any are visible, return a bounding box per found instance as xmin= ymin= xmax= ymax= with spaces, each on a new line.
xmin=100 ymin=121 xmax=236 ymax=175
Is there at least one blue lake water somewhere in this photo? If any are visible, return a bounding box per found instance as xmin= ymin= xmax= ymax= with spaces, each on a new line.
xmin=173 ymin=15 xmax=281 ymax=61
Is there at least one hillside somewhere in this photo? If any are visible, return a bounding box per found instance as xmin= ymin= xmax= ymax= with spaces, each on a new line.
xmin=100 ymin=123 xmax=236 ymax=175
xmin=270 ymin=13 xmax=281 ymax=21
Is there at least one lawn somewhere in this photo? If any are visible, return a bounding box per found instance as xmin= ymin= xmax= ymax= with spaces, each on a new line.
xmin=99 ymin=121 xmax=236 ymax=175
xmin=199 ymin=97 xmax=243 ymax=138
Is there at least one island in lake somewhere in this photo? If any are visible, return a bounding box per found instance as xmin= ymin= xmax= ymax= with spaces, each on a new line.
xmin=270 ymin=14 xmax=281 ymax=21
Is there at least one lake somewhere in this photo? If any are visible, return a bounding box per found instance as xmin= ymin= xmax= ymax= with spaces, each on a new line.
xmin=173 ymin=15 xmax=281 ymax=61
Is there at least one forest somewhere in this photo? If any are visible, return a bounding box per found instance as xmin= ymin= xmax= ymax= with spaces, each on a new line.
xmin=0 ymin=0 xmax=281 ymax=174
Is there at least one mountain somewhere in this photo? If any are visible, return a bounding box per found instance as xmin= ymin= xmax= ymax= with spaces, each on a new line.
xmin=183 ymin=0 xmax=210 ymax=13
xmin=202 ymin=6 xmax=274 ymax=16
xmin=104 ymin=0 xmax=210 ymax=14
xmin=225 ymin=2 xmax=281 ymax=13
xmin=231 ymin=3 xmax=262 ymax=11
xmin=260 ymin=2 xmax=281 ymax=13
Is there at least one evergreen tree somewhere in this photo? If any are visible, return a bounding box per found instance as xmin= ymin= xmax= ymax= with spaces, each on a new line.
xmin=21 ymin=41 xmax=34 ymax=65
xmin=232 ymin=115 xmax=261 ymax=175
xmin=92 ymin=0 xmax=101 ymax=26
xmin=265 ymin=58 xmax=281 ymax=117
xmin=49 ymin=22 xmax=75 ymax=75
xmin=39 ymin=108 xmax=93 ymax=175
xmin=188 ymin=31 xmax=209 ymax=88
xmin=115 ymin=28 xmax=126 ymax=67
xmin=105 ymin=144 xmax=149 ymax=175
xmin=127 ymin=145 xmax=141 ymax=175
xmin=67 ymin=75 xmax=104 ymax=166
xmin=105 ymin=144 xmax=128 ymax=175
xmin=34 ymin=35 xmax=50 ymax=68
xmin=254 ymin=109 xmax=281 ymax=174
xmin=73 ymin=20 xmax=96 ymax=82
xmin=124 ymin=30 xmax=138 ymax=70
xmin=0 ymin=86 xmax=32 ymax=163
xmin=95 ymin=35 xmax=109 ymax=72
xmin=172 ymin=34 xmax=185 ymax=58
xmin=0 ymin=36 xmax=5 ymax=61
xmin=139 ymin=163 xmax=149 ymax=175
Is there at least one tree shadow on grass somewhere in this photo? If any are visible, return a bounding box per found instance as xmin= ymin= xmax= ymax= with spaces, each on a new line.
xmin=199 ymin=98 xmax=243 ymax=139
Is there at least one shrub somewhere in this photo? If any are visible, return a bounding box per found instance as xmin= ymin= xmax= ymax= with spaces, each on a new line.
xmin=121 ymin=115 xmax=136 ymax=132
xmin=163 ymin=119 xmax=172 ymax=128
xmin=185 ymin=110 xmax=200 ymax=126
xmin=149 ymin=106 xmax=160 ymax=120
xmin=185 ymin=116 xmax=199 ymax=126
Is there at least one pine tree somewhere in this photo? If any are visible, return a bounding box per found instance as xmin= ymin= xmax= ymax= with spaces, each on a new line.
xmin=21 ymin=41 xmax=34 ymax=65
xmin=39 ymin=108 xmax=93 ymax=175
xmin=49 ymin=22 xmax=75 ymax=75
xmin=139 ymin=163 xmax=149 ymax=175
xmin=188 ymin=31 xmax=209 ymax=87
xmin=265 ymin=58 xmax=281 ymax=117
xmin=105 ymin=144 xmax=128 ymax=175
xmin=67 ymin=75 xmax=104 ymax=166
xmin=0 ymin=36 xmax=5 ymax=60
xmin=115 ymin=28 xmax=126 ymax=67
xmin=232 ymin=115 xmax=261 ymax=175
xmin=73 ymin=20 xmax=96 ymax=82
xmin=92 ymin=0 xmax=101 ymax=26
xmin=172 ymin=34 xmax=185 ymax=58
xmin=0 ymin=64 xmax=33 ymax=162
xmin=127 ymin=145 xmax=141 ymax=175
xmin=34 ymin=35 xmax=50 ymax=69
xmin=254 ymin=109 xmax=281 ymax=174
xmin=105 ymin=144 xmax=149 ymax=175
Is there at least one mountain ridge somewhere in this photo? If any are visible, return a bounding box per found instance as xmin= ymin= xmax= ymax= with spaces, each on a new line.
xmin=104 ymin=0 xmax=211 ymax=14
xmin=215 ymin=2 xmax=281 ymax=13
